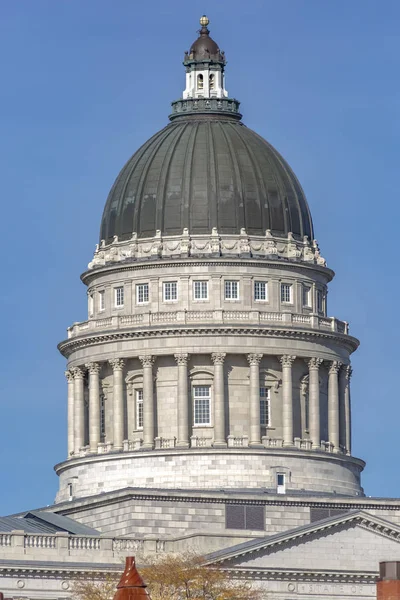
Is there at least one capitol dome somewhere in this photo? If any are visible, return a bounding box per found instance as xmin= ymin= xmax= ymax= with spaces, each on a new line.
xmin=100 ymin=116 xmax=314 ymax=243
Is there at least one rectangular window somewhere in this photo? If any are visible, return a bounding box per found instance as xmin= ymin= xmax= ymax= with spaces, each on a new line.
xmin=163 ymin=281 xmax=177 ymax=301
xmin=100 ymin=394 xmax=106 ymax=440
xmin=280 ymin=283 xmax=292 ymax=303
xmin=225 ymin=505 xmax=265 ymax=531
xmin=193 ymin=280 xmax=208 ymax=300
xmin=88 ymin=293 xmax=94 ymax=316
xmin=136 ymin=283 xmax=149 ymax=304
xmin=317 ymin=290 xmax=323 ymax=312
xmin=225 ymin=280 xmax=239 ymax=300
xmin=260 ymin=387 xmax=271 ymax=426
xmin=115 ymin=286 xmax=124 ymax=307
xmin=99 ymin=290 xmax=105 ymax=312
xmin=303 ymin=286 xmax=311 ymax=307
xmin=193 ymin=385 xmax=211 ymax=425
xmin=277 ymin=472 xmax=286 ymax=494
xmin=136 ymin=389 xmax=144 ymax=429
xmin=254 ymin=281 xmax=267 ymax=301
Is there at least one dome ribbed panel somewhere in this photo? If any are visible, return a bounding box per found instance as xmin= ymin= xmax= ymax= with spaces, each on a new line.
xmin=99 ymin=117 xmax=314 ymax=242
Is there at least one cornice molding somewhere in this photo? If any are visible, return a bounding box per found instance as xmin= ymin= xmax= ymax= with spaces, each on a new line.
xmin=58 ymin=325 xmax=359 ymax=358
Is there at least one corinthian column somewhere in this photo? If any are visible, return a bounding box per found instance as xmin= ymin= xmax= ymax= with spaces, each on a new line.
xmin=247 ymin=354 xmax=263 ymax=446
xmin=174 ymin=353 xmax=189 ymax=448
xmin=139 ymin=355 xmax=155 ymax=449
xmin=344 ymin=365 xmax=352 ymax=455
xmin=65 ymin=370 xmax=75 ymax=457
xmin=211 ymin=353 xmax=227 ymax=447
xmin=109 ymin=359 xmax=125 ymax=450
xmin=280 ymin=355 xmax=296 ymax=446
xmin=328 ymin=360 xmax=342 ymax=452
xmin=86 ymin=362 xmax=101 ymax=453
xmin=72 ymin=367 xmax=85 ymax=454
xmin=307 ymin=357 xmax=323 ymax=449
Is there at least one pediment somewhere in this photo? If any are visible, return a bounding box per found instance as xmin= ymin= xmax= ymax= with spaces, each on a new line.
xmin=207 ymin=511 xmax=400 ymax=573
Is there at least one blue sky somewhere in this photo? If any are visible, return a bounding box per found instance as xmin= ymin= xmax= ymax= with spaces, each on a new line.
xmin=1 ymin=0 xmax=399 ymax=514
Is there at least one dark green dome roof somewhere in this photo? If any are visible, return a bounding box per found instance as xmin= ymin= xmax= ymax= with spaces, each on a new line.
xmin=100 ymin=113 xmax=314 ymax=243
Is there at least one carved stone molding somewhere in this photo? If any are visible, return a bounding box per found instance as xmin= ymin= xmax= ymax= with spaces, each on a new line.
xmin=211 ymin=352 xmax=226 ymax=365
xmin=65 ymin=370 xmax=74 ymax=382
xmin=345 ymin=365 xmax=353 ymax=380
xmin=279 ymin=355 xmax=296 ymax=368
xmin=71 ymin=366 xmax=85 ymax=379
xmin=307 ymin=357 xmax=323 ymax=371
xmin=85 ymin=361 xmax=101 ymax=375
xmin=139 ymin=355 xmax=155 ymax=368
xmin=174 ymin=353 xmax=189 ymax=366
xmin=246 ymin=353 xmax=263 ymax=366
xmin=328 ymin=360 xmax=343 ymax=375
xmin=108 ymin=358 xmax=125 ymax=371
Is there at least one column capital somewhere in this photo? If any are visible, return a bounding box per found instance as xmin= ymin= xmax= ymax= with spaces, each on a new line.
xmin=85 ymin=362 xmax=101 ymax=375
xmin=279 ymin=355 xmax=296 ymax=368
xmin=139 ymin=355 xmax=155 ymax=368
xmin=71 ymin=366 xmax=85 ymax=379
xmin=345 ymin=365 xmax=353 ymax=380
xmin=328 ymin=360 xmax=343 ymax=375
xmin=109 ymin=358 xmax=125 ymax=371
xmin=211 ymin=352 xmax=226 ymax=365
xmin=247 ymin=353 xmax=263 ymax=367
xmin=174 ymin=353 xmax=189 ymax=366
xmin=306 ymin=357 xmax=323 ymax=370
xmin=65 ymin=369 xmax=74 ymax=382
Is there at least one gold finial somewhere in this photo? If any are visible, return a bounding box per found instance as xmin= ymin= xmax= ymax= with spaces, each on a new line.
xmin=199 ymin=15 xmax=210 ymax=27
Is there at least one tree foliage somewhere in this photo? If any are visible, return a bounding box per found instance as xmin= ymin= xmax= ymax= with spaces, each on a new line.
xmin=71 ymin=554 xmax=265 ymax=600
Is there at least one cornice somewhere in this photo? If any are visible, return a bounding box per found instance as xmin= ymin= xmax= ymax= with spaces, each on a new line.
xmin=217 ymin=566 xmax=378 ymax=584
xmin=81 ymin=256 xmax=334 ymax=285
xmin=58 ymin=324 xmax=359 ymax=358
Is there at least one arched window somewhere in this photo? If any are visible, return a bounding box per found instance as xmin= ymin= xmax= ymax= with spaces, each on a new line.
xmin=197 ymin=74 xmax=204 ymax=90
xmin=209 ymin=73 xmax=215 ymax=90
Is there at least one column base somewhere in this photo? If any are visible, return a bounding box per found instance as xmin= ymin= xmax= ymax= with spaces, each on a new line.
xmin=212 ymin=441 xmax=228 ymax=448
xmin=249 ymin=442 xmax=264 ymax=449
xmin=176 ymin=442 xmax=190 ymax=449
xmin=141 ymin=443 xmax=154 ymax=450
xmin=283 ymin=441 xmax=295 ymax=447
xmin=312 ymin=443 xmax=321 ymax=450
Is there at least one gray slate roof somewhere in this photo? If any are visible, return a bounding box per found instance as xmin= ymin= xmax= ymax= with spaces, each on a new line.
xmin=0 ymin=510 xmax=99 ymax=535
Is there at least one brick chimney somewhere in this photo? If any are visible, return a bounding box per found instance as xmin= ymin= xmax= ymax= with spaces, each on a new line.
xmin=377 ymin=562 xmax=400 ymax=600
xmin=113 ymin=556 xmax=151 ymax=599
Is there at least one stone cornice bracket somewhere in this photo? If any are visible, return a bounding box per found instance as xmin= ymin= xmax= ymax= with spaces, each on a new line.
xmin=108 ymin=358 xmax=125 ymax=371
xmin=246 ymin=353 xmax=263 ymax=366
xmin=279 ymin=355 xmax=296 ymax=368
xmin=328 ymin=360 xmax=343 ymax=375
xmin=139 ymin=355 xmax=155 ymax=368
xmin=71 ymin=366 xmax=85 ymax=379
xmin=307 ymin=357 xmax=323 ymax=370
xmin=211 ymin=352 xmax=226 ymax=365
xmin=64 ymin=369 xmax=74 ymax=382
xmin=85 ymin=361 xmax=101 ymax=375
xmin=174 ymin=353 xmax=189 ymax=366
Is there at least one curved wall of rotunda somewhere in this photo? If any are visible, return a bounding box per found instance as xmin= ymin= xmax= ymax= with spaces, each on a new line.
xmin=56 ymin=18 xmax=364 ymax=503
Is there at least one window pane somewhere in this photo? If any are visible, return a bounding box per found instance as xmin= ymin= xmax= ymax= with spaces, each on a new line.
xmin=137 ymin=284 xmax=149 ymax=304
xmin=115 ymin=287 xmax=124 ymax=306
xmin=99 ymin=290 xmax=105 ymax=311
xmin=194 ymin=281 xmax=208 ymax=299
xmin=277 ymin=473 xmax=285 ymax=486
xmin=225 ymin=280 xmax=239 ymax=299
xmin=303 ymin=286 xmax=311 ymax=307
xmin=193 ymin=386 xmax=211 ymax=425
xmin=281 ymin=284 xmax=291 ymax=303
xmin=164 ymin=281 xmax=177 ymax=301
xmin=136 ymin=389 xmax=143 ymax=429
xmin=260 ymin=387 xmax=270 ymax=426
xmin=255 ymin=281 xmax=267 ymax=301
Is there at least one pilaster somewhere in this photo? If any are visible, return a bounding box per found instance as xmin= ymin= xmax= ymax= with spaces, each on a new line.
xmin=211 ymin=352 xmax=227 ymax=447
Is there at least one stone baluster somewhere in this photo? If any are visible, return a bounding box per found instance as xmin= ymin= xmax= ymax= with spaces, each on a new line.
xmin=344 ymin=365 xmax=352 ymax=455
xmin=72 ymin=367 xmax=85 ymax=454
xmin=328 ymin=360 xmax=342 ymax=452
xmin=307 ymin=357 xmax=323 ymax=449
xmin=280 ymin=355 xmax=296 ymax=446
xmin=174 ymin=353 xmax=190 ymax=448
xmin=109 ymin=359 xmax=125 ymax=451
xmin=65 ymin=370 xmax=75 ymax=457
xmin=86 ymin=362 xmax=101 ymax=453
xmin=211 ymin=353 xmax=227 ymax=447
xmin=139 ymin=355 xmax=155 ymax=449
xmin=247 ymin=354 xmax=263 ymax=446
